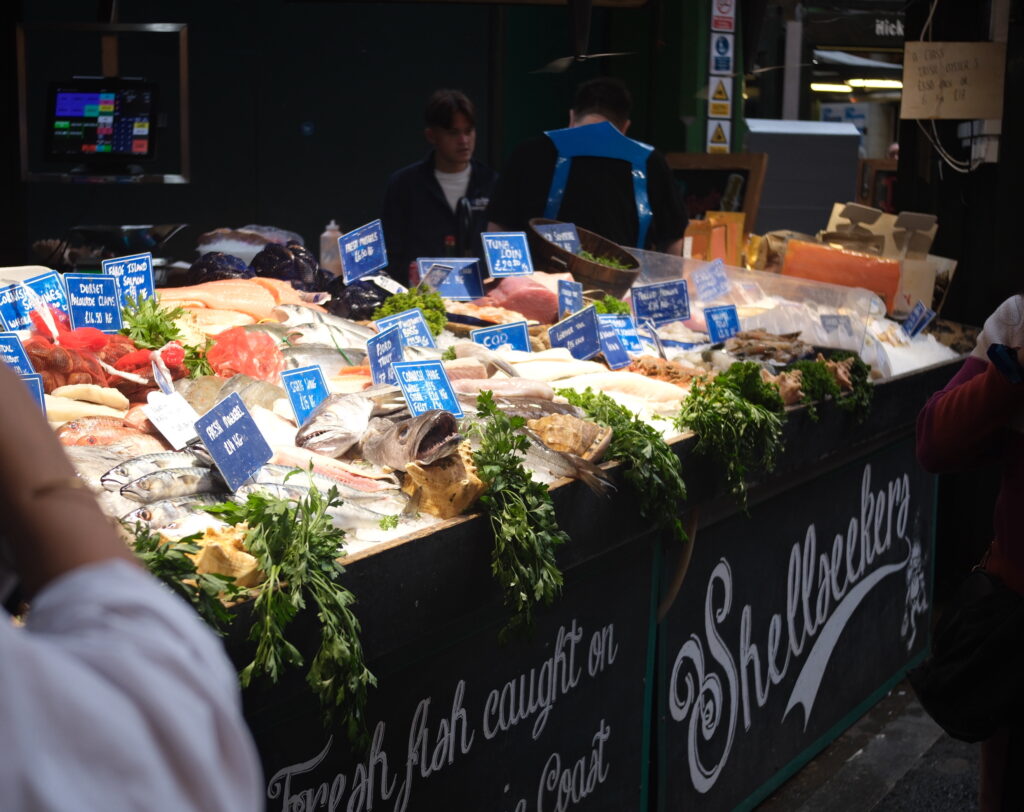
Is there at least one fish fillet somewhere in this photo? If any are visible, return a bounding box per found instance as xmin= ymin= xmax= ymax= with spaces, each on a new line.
xmin=158 ymin=280 xmax=278 ymax=320
xmin=182 ymin=306 xmax=256 ymax=336
xmin=452 ymin=378 xmax=555 ymax=399
xmin=505 ymin=359 xmax=608 ymax=382
xmin=554 ymin=371 xmax=691 ymax=403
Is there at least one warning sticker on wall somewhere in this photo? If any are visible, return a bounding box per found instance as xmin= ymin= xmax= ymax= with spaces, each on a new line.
xmin=706 ymin=120 xmax=731 ymax=153
xmin=708 ymin=78 xmax=732 ymax=119
xmin=711 ymin=0 xmax=736 ymax=32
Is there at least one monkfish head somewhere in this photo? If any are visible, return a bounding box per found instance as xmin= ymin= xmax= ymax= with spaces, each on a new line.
xmin=361 ymin=410 xmax=462 ymax=470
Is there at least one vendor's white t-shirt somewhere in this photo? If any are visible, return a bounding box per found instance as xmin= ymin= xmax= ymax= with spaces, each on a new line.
xmin=0 ymin=559 xmax=264 ymax=811
xmin=435 ymin=165 xmax=472 ymax=212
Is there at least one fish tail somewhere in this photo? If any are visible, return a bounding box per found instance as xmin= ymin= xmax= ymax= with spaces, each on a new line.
xmin=565 ymin=453 xmax=615 ymax=498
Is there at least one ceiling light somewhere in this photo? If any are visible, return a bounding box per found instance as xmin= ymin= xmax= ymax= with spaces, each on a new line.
xmin=810 ymin=83 xmax=853 ymax=93
xmin=848 ymin=78 xmax=904 ymax=89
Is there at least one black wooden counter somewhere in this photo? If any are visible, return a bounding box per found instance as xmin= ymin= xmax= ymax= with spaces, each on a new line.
xmin=230 ymin=358 xmax=960 ymax=812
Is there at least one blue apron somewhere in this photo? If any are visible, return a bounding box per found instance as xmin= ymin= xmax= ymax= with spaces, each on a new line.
xmin=543 ymin=121 xmax=655 ymax=249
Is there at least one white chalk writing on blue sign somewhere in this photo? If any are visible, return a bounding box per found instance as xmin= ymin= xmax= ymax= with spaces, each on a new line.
xmin=374 ymin=307 xmax=437 ymax=349
xmin=281 ymin=365 xmax=330 ymax=426
xmin=416 ymin=258 xmax=484 ymax=301
xmin=536 ymin=222 xmax=582 ymax=254
xmin=631 ymin=279 xmax=690 ymax=326
xmin=482 ymin=232 xmax=534 ymax=277
xmin=194 ymin=393 xmax=273 ymax=492
xmin=102 ymin=252 xmax=155 ymax=308
xmin=599 ymin=314 xmax=644 ymax=355
xmin=340 ymin=220 xmax=389 ymax=284
xmin=558 ymin=279 xmax=584 ymax=319
xmin=902 ymin=301 xmax=936 ymax=339
xmin=20 ymin=373 xmax=45 ymax=412
xmin=548 ymin=305 xmax=601 ymax=361
xmin=0 ymin=332 xmax=34 ymax=375
xmin=692 ymin=259 xmax=730 ymax=302
xmin=0 ymin=272 xmax=69 ymax=331
xmin=598 ymin=323 xmax=631 ymax=369
xmin=393 ymin=360 xmax=463 ymax=418
xmin=820 ymin=314 xmax=854 ymax=338
xmin=64 ymin=273 xmax=123 ymax=333
xmin=704 ymin=305 xmax=741 ymax=343
xmin=470 ymin=321 xmax=531 ymax=353
xmin=367 ymin=325 xmax=404 ymax=386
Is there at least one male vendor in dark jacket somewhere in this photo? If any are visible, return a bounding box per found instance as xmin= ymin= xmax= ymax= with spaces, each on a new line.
xmin=486 ymin=78 xmax=687 ymax=255
xmin=381 ymin=90 xmax=498 ymax=286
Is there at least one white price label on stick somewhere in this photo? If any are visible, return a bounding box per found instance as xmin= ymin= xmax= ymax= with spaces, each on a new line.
xmin=143 ymin=391 xmax=200 ymax=450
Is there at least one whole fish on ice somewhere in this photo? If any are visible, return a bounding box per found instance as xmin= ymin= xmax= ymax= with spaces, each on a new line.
xmin=359 ymin=410 xmax=463 ymax=470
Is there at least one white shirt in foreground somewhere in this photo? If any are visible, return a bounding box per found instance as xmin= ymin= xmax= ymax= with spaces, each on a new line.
xmin=435 ymin=164 xmax=471 ymax=212
xmin=0 ymin=559 xmax=263 ymax=811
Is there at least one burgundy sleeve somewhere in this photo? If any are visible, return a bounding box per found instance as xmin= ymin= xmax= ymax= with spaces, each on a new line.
xmin=916 ymin=356 xmax=1024 ymax=472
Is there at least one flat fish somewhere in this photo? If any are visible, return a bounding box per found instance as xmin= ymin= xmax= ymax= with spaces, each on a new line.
xmin=102 ymin=449 xmax=210 ymax=491
xmin=121 ymin=466 xmax=225 ymax=503
xmin=178 ymin=375 xmax=228 ymax=416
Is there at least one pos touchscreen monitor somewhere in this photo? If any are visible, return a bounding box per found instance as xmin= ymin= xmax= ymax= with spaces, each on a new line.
xmin=46 ymin=78 xmax=157 ymax=167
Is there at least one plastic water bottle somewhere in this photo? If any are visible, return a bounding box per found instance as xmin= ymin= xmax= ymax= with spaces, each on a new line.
xmin=319 ymin=219 xmax=343 ymax=277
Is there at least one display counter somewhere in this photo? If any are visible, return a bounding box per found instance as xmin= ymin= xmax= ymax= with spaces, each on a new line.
xmin=229 ymin=357 xmax=958 ymax=812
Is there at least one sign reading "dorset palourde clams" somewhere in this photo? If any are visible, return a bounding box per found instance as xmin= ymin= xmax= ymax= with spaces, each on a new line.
xmin=658 ymin=438 xmax=933 ymax=811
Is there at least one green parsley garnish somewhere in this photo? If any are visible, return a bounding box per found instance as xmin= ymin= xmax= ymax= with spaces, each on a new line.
xmin=470 ymin=391 xmax=570 ymax=642
xmin=372 ymin=284 xmax=447 ymax=337
xmin=206 ymin=486 xmax=375 ymax=747
xmin=558 ymin=387 xmax=688 ymax=545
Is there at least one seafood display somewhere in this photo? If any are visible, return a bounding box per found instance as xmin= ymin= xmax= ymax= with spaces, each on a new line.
xmin=6 ymin=252 xmax=957 ymax=583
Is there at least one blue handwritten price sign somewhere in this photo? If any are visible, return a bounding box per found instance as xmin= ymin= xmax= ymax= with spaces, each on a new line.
xmin=102 ymin=252 xmax=155 ymax=307
xmin=548 ymin=305 xmax=601 ymax=361
xmin=902 ymin=301 xmax=937 ymax=339
xmin=691 ymin=259 xmax=730 ymax=302
xmin=631 ymin=279 xmax=690 ymax=326
xmin=20 ymin=373 xmax=45 ymax=412
xmin=392 ymin=360 xmax=463 ymax=418
xmin=599 ymin=314 xmax=644 ymax=355
xmin=194 ymin=393 xmax=273 ymax=492
xmin=339 ymin=220 xmax=388 ymax=284
xmin=0 ymin=333 xmax=33 ymax=376
xmin=0 ymin=272 xmax=69 ymax=331
xmin=598 ymin=322 xmax=631 ymax=370
xmin=703 ymin=304 xmax=741 ymax=343
xmin=374 ymin=307 xmax=437 ymax=349
xmin=281 ymin=365 xmax=330 ymax=426
xmin=536 ymin=222 xmax=582 ymax=254
xmin=367 ymin=325 xmax=404 ymax=386
xmin=481 ymin=232 xmax=534 ymax=277
xmin=557 ymin=279 xmax=584 ymax=319
xmin=470 ymin=320 xmax=531 ymax=353
xmin=64 ymin=274 xmax=123 ymax=333
xmin=416 ymin=258 xmax=485 ymax=300
xmin=820 ymin=314 xmax=854 ymax=338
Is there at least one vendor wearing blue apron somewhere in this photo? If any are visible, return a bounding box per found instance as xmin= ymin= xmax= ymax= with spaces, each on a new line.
xmin=485 ymin=78 xmax=687 ymax=254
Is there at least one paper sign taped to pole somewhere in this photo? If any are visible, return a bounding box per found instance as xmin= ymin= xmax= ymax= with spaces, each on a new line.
xmin=901 ymin=41 xmax=1006 ymax=120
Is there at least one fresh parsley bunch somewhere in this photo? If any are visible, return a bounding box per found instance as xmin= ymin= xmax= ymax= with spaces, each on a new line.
xmin=371 ymin=283 xmax=447 ymax=336
xmin=471 ymin=391 xmax=570 ymax=642
xmin=129 ymin=523 xmax=243 ymax=634
xmin=557 ymin=387 xmax=688 ymax=545
xmin=674 ymin=375 xmax=784 ymax=507
xmin=120 ymin=295 xmax=213 ymax=377
xmin=208 ymin=486 xmax=375 ymax=747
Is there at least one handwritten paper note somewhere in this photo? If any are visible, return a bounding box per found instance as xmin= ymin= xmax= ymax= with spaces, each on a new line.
xmin=901 ymin=42 xmax=1006 ymax=120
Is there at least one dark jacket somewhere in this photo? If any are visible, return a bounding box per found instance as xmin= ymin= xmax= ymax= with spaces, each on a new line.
xmin=380 ymin=153 xmax=498 ymax=286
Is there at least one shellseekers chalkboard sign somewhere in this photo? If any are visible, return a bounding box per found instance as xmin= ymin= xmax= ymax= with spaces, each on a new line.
xmin=658 ymin=438 xmax=934 ymax=810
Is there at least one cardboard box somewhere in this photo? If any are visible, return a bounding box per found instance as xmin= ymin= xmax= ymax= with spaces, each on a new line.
xmin=821 ymin=203 xmax=941 ymax=316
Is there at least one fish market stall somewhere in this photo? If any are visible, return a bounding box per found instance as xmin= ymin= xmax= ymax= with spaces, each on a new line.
xmin=6 ymin=230 xmax=964 ymax=810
